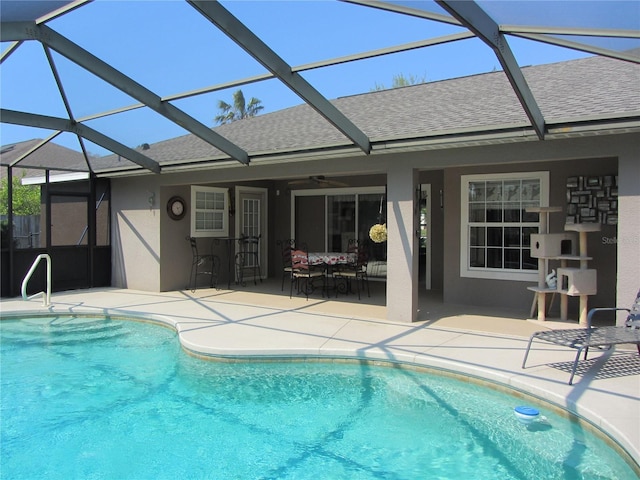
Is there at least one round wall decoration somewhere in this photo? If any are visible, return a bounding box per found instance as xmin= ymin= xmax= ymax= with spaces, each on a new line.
xmin=167 ymin=196 xmax=186 ymax=220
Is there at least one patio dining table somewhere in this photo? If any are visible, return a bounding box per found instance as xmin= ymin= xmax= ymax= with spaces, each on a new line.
xmin=306 ymin=252 xmax=358 ymax=297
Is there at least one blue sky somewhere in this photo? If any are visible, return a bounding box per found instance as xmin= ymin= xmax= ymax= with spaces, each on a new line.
xmin=1 ymin=0 xmax=638 ymax=156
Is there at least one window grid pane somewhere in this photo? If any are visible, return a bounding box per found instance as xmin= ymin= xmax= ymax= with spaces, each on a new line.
xmin=470 ymin=248 xmax=485 ymax=268
xmin=469 ymin=226 xmax=485 ymax=247
xmin=213 ymin=193 xmax=224 ymax=210
xmin=487 ymin=248 xmax=502 ymax=268
xmin=504 ymin=248 xmax=520 ymax=270
xmin=196 ymin=191 xmax=206 ymax=209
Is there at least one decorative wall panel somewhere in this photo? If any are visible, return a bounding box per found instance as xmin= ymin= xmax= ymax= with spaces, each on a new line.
xmin=565 ymin=175 xmax=617 ymax=225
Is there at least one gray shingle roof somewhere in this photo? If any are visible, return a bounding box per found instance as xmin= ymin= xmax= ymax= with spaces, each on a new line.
xmin=123 ymin=54 xmax=638 ymax=171
xmin=5 ymin=53 xmax=640 ymax=174
xmin=0 ymin=139 xmax=88 ymax=178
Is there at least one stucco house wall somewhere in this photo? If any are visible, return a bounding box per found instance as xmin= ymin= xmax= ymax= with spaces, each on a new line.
xmin=617 ymin=150 xmax=640 ymax=322
xmin=111 ymin=175 xmax=162 ymax=292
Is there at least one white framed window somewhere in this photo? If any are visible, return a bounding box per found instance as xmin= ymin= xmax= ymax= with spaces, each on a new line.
xmin=460 ymin=172 xmax=549 ymax=281
xmin=190 ymin=185 xmax=229 ymax=237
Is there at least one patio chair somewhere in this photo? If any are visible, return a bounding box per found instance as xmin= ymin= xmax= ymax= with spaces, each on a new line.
xmin=188 ymin=237 xmax=220 ymax=292
xmin=277 ymin=238 xmax=295 ymax=291
xmin=522 ymin=289 xmax=640 ymax=385
xmin=332 ymin=240 xmax=370 ymax=300
xmin=290 ymin=245 xmax=325 ymax=300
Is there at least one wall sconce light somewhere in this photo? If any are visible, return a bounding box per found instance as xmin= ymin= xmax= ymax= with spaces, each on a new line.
xmin=148 ymin=191 xmax=155 ymax=207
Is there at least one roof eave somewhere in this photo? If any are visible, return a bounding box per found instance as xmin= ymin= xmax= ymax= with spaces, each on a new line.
xmin=90 ymin=116 xmax=640 ymax=177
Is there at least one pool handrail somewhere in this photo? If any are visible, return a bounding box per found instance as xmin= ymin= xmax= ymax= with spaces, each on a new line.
xmin=21 ymin=253 xmax=51 ymax=307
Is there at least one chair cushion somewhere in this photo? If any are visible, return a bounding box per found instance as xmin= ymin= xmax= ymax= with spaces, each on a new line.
xmin=293 ymin=270 xmax=323 ymax=278
xmin=335 ymin=271 xmax=358 ymax=278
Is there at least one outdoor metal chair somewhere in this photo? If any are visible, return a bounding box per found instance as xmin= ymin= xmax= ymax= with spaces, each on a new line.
xmin=290 ymin=245 xmax=325 ymax=300
xmin=332 ymin=240 xmax=370 ymax=300
xmin=277 ymin=238 xmax=295 ymax=291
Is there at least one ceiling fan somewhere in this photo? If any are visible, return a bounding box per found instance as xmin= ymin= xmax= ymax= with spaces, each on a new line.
xmin=287 ymin=175 xmax=349 ymax=187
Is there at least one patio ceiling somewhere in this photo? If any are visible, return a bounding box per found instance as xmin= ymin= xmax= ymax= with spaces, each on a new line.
xmin=1 ymin=0 xmax=638 ymax=175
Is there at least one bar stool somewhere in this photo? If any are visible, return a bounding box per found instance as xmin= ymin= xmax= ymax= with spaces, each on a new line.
xmin=188 ymin=237 xmax=220 ymax=292
xmin=235 ymin=234 xmax=262 ymax=286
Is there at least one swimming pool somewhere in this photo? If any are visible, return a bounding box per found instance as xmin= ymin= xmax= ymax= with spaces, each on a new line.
xmin=0 ymin=315 xmax=636 ymax=479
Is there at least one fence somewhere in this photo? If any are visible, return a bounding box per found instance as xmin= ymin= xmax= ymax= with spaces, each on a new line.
xmin=0 ymin=215 xmax=41 ymax=248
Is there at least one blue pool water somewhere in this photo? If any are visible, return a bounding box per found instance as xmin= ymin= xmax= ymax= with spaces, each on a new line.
xmin=0 ymin=315 xmax=635 ymax=479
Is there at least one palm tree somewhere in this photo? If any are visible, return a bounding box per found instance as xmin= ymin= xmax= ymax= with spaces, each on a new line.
xmin=214 ymin=89 xmax=264 ymax=125
xmin=371 ymin=73 xmax=427 ymax=92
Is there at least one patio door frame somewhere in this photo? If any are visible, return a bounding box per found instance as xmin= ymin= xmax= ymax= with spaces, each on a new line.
xmin=421 ymin=184 xmax=432 ymax=290
xmin=234 ymin=186 xmax=268 ymax=280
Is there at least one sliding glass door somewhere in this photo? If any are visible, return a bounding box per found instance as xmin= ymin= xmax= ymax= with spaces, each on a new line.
xmin=294 ymin=195 xmax=325 ymax=251
xmin=327 ymin=194 xmax=355 ymax=252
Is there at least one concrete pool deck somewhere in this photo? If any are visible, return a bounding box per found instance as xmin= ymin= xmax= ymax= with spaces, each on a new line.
xmin=1 ymin=284 xmax=638 ymax=468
